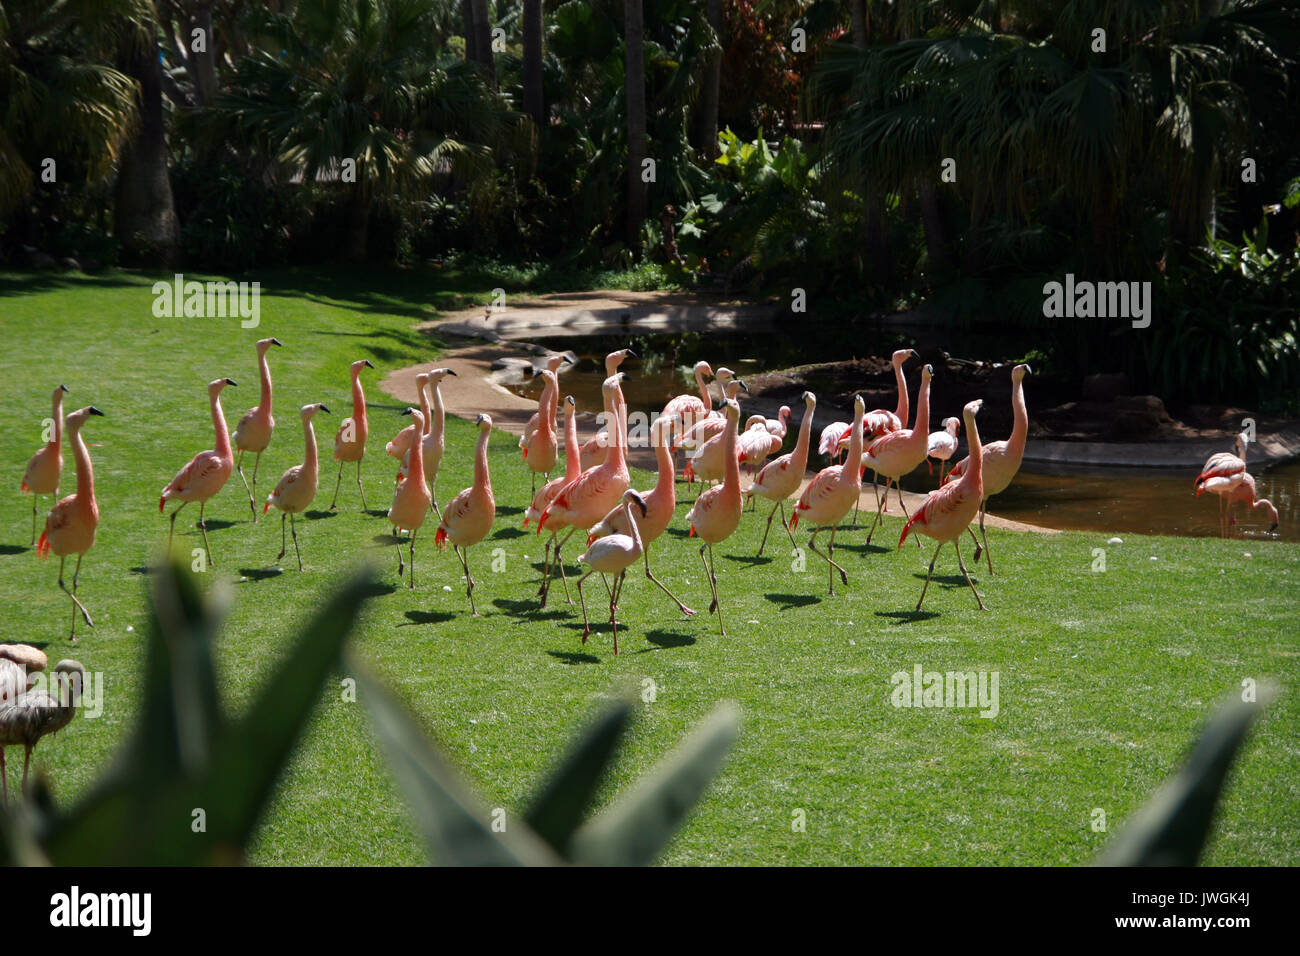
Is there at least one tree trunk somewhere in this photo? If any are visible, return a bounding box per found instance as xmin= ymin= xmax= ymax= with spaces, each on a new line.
xmin=461 ymin=0 xmax=477 ymax=62
xmin=850 ymin=0 xmax=867 ymax=46
xmin=470 ymin=0 xmax=495 ymax=87
xmin=347 ymin=190 xmax=372 ymax=262
xmin=192 ymin=3 xmax=219 ymax=106
xmin=115 ymin=34 xmax=180 ymax=267
xmin=523 ymin=0 xmax=544 ymax=128
xmin=918 ymin=180 xmax=953 ymax=273
xmin=851 ymin=0 xmax=888 ymax=284
xmin=692 ymin=0 xmax=722 ymax=159
xmin=625 ymin=0 xmax=647 ymax=250
xmin=963 ymin=181 xmax=987 ymax=276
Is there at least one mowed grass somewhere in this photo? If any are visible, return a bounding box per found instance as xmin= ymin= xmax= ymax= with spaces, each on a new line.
xmin=0 ymin=268 xmax=1296 ymax=866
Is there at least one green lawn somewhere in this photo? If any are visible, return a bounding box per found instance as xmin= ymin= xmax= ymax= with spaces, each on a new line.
xmin=0 ymin=268 xmax=1296 ymax=866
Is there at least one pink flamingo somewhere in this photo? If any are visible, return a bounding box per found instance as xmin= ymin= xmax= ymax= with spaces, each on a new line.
xmin=927 ymin=417 xmax=961 ymax=482
xmin=232 ymin=337 xmax=284 ymax=520
xmin=264 ymin=403 xmax=330 ymax=570
xmin=587 ymin=416 xmax=695 ymax=618
xmin=0 ymin=657 xmax=84 ymax=803
xmin=845 ymin=348 xmax=919 ymax=523
xmin=521 ymin=369 xmax=559 ymax=493
xmin=679 ymin=379 xmax=749 ymax=485
xmin=436 ymin=413 xmax=497 ymax=615
xmin=161 ymin=378 xmax=237 ymax=565
xmin=900 ymin=400 xmax=987 ymax=611
xmin=539 ymin=375 xmax=630 ymax=541
xmin=944 ymin=364 xmax=1032 ymax=572
xmin=521 ymin=352 xmax=574 ymax=449
xmin=399 ymin=368 xmax=456 ymax=515
xmin=1194 ymin=431 xmax=1250 ymax=537
xmin=37 ymin=405 xmax=105 ymax=641
xmin=861 ymin=364 xmax=933 ymax=545
xmin=1206 ymin=470 xmax=1279 ymax=538
xmin=747 ymin=391 xmax=815 ymax=555
xmin=790 ymin=394 xmax=866 ymax=594
xmin=386 ymin=371 xmax=431 ymax=470
xmin=329 ymin=359 xmax=376 ymax=511
xmin=685 ymin=399 xmax=744 ymax=635
xmin=660 ymin=360 xmax=716 ymax=444
xmin=578 ymin=349 xmax=635 ymax=470
xmin=575 ymin=490 xmax=650 ymax=655
xmin=389 ymin=408 xmax=433 ymax=589
xmin=764 ymin=406 xmax=792 ymax=441
xmin=21 ymin=384 xmax=69 ymax=545
xmin=527 ymin=395 xmax=581 ymax=605
xmin=737 ymin=415 xmax=784 ymax=499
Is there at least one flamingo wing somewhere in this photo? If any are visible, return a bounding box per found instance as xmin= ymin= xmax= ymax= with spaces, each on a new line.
xmin=163 ymin=451 xmax=224 ymax=498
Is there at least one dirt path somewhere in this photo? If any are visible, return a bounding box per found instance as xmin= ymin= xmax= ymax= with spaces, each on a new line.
xmin=379 ymin=337 xmax=1057 ymax=536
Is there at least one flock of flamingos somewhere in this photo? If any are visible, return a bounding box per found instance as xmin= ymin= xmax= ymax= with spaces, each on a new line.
xmin=0 ymin=336 xmax=1284 ymax=801
xmin=14 ymin=338 xmax=1282 ymax=656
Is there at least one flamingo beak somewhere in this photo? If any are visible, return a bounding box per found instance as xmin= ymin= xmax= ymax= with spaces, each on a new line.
xmin=59 ymin=384 xmax=70 ymax=392
xmin=364 ymin=360 xmax=375 ymax=368
xmin=319 ymin=404 xmax=331 ymax=414
xmin=225 ymin=378 xmax=238 ymax=386
xmin=446 ymin=368 xmax=458 ymax=376
xmin=271 ymin=338 xmax=284 ymax=347
xmin=87 ymin=406 xmax=105 ymax=416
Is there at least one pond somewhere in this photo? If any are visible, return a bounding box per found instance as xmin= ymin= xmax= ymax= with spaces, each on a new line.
xmin=502 ymin=330 xmax=1297 ymax=543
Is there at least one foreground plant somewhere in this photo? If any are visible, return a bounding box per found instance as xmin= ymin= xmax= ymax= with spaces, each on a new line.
xmin=350 ymin=658 xmax=739 ymax=866
xmin=0 ymin=558 xmax=374 ymax=865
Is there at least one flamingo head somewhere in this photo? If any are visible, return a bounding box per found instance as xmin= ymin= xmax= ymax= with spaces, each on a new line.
xmin=302 ymin=403 xmax=330 ymax=420
xmin=963 ymin=399 xmax=984 ymax=422
xmin=427 ymin=367 xmax=457 ymax=383
xmin=606 ymin=348 xmax=637 ymax=373
xmin=921 ymin=364 xmax=933 ymax=383
xmin=52 ymin=659 xmax=86 ymax=706
xmin=944 ymin=416 xmax=961 ymax=436
xmin=623 ymin=489 xmax=649 ymax=518
xmin=476 ymin=412 xmax=493 ymax=431
xmin=601 ymin=374 xmax=625 ymax=401
xmin=802 ymin=390 xmax=816 ymax=408
xmin=854 ymin=394 xmax=866 ymax=415
xmin=779 ymin=406 xmax=791 ymax=423
xmin=415 ymin=372 xmax=430 ymax=391
xmin=1235 ymin=431 xmax=1250 ymax=459
xmin=693 ymin=360 xmax=714 ymax=380
xmin=53 ymin=383 xmax=70 ymax=402
xmin=892 ymin=348 xmax=918 ymax=367
xmin=723 ymin=398 xmax=741 ymax=423
xmin=209 ymin=377 xmax=237 ymax=396
xmin=714 ymin=367 xmax=739 ymax=386
xmin=1012 ymin=363 xmax=1032 ymax=383
xmin=67 ymin=406 xmax=104 ymax=430
xmin=257 ymin=337 xmax=284 ymax=353
xmin=401 ymin=407 xmax=426 ymax=430
xmin=351 ymin=359 xmax=375 ymax=376
xmin=564 ymin=395 xmax=577 ymax=415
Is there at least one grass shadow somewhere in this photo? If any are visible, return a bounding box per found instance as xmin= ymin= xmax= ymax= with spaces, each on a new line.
xmin=238 ymin=568 xmax=285 ymax=581
xmin=545 ymin=649 xmax=601 ymax=665
xmin=835 ymin=540 xmax=892 ymax=554
xmin=665 ymin=527 xmax=692 ymax=539
xmin=492 ymin=527 xmax=526 ymax=540
xmin=765 ymin=592 xmax=820 ymax=610
xmin=0 ymin=544 xmax=29 ymax=556
xmin=402 ymin=610 xmax=456 ymax=626
xmin=492 ymin=597 xmax=570 ymax=621
xmin=913 ymin=573 xmax=978 ymax=589
xmin=303 ymin=510 xmax=337 ymax=521
xmin=196 ymin=519 xmax=237 ymax=532
xmin=639 ymin=630 xmax=697 ymax=651
xmin=723 ymin=553 xmax=770 ymax=567
xmin=875 ymin=610 xmax=940 ymax=624
xmin=496 ymin=505 xmax=525 ymax=517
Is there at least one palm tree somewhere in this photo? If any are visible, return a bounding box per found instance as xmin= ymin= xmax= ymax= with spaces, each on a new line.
xmin=0 ymin=0 xmax=142 ymax=229
xmin=210 ymin=0 xmax=526 ymax=260
xmin=691 ymin=0 xmax=722 ymax=160
xmin=624 ymin=0 xmax=647 ymax=248
xmin=523 ymin=0 xmax=544 ymax=128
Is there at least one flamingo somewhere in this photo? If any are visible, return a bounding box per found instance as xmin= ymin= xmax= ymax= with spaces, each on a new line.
xmin=685 ymin=399 xmax=744 ymax=635
xmin=679 ymin=379 xmax=748 ymax=485
xmin=900 ymin=400 xmax=988 ymax=611
xmin=578 ymin=349 xmax=636 ymax=471
xmin=538 ymin=375 xmax=631 ymax=543
xmin=790 ymin=395 xmax=866 ymax=594
xmin=38 ymin=406 xmax=104 ymax=642
xmin=521 ymin=369 xmax=559 ymax=493
xmin=389 ymin=408 xmax=433 ymax=589
xmin=436 ymin=413 xmax=496 ymax=615
xmin=521 ymin=352 xmax=575 ymax=449
xmin=264 ymin=403 xmax=330 ymax=571
xmin=764 ymin=406 xmax=792 ymax=441
xmin=747 ymin=391 xmax=816 ymax=555
xmin=660 ymin=360 xmax=715 ymax=444
xmin=1194 ymin=431 xmax=1251 ymax=537
xmin=927 ymin=417 xmax=961 ymax=482
xmin=161 ymin=378 xmax=236 ymax=566
xmin=386 ymin=371 xmax=431 ymax=470
xmin=0 ymin=658 xmax=84 ymax=804
xmin=736 ymin=415 xmax=784 ymax=498
xmin=587 ymin=416 xmax=695 ymax=618
xmin=944 ymin=364 xmax=1032 ymax=572
xmin=575 ymin=491 xmax=651 ymax=655
xmin=843 ymin=348 xmax=919 ymax=522
xmin=232 ymin=337 xmax=284 ymax=521
xmin=21 ymin=384 xmax=69 ymax=546
xmin=1207 ymin=472 xmax=1279 ymax=538
xmin=527 ymin=395 xmax=580 ymax=606
xmin=393 ymin=367 xmax=457 ymax=516
xmin=861 ymin=364 xmax=933 ymax=545
xmin=329 ymin=359 xmax=376 ymax=511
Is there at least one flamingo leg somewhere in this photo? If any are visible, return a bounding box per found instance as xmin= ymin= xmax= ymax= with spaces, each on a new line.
xmin=706 ymin=544 xmax=726 ymax=637
xmin=757 ymin=499 xmax=779 ymax=556
xmin=555 ymin=529 xmax=575 ymax=604
xmin=896 ymin=480 xmax=920 ymax=548
xmin=168 ymin=501 xmax=188 ymax=550
xmin=576 ymin=569 xmax=595 ymax=641
xmin=538 ymin=534 xmax=554 ymax=601
xmin=865 ymin=485 xmax=886 ymax=545
xmin=644 ymin=544 xmax=695 ymax=616
xmin=355 ymin=459 xmax=368 ymax=511
xmin=807 ymin=527 xmax=848 ymax=595
xmin=236 ymin=449 xmax=255 ymax=519
xmin=977 ymin=503 xmax=993 ymax=573
xmin=22 ymin=745 xmax=32 ymax=791
xmin=455 ymin=544 xmax=477 ymax=616
xmin=31 ymin=497 xmax=38 ymax=546
xmin=251 ymin=452 xmax=263 ymax=522
xmin=408 ymin=528 xmax=417 ymax=589
xmin=916 ymin=541 xmax=944 ymax=611
xmin=0 ymin=749 xmax=7 ymax=805
xmin=954 ymin=538 xmax=986 ymax=610
xmin=291 ymin=512 xmax=303 ymax=571
xmin=609 ymin=571 xmax=624 ymax=656
xmin=329 ymin=460 xmax=344 ymax=510
xmin=697 ymin=544 xmax=717 ymax=617
xmin=198 ymin=501 xmax=216 ymax=568
xmin=781 ymin=502 xmax=797 ymax=546
xmin=276 ymin=512 xmax=287 ymax=563
xmin=59 ymin=553 xmax=93 ymax=640
xmin=395 ymin=530 xmax=406 ymax=577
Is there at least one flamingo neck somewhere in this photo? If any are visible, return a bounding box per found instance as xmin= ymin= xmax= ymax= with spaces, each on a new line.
xmin=351 ymin=374 xmax=367 ymax=427
xmin=893 ymin=360 xmax=909 ymax=424
xmin=430 ymin=382 xmax=445 ymax=442
xmin=258 ymin=351 xmax=273 ymax=414
xmin=793 ymin=403 xmax=814 ymax=468
xmin=913 ymin=377 xmax=931 ymax=438
xmin=473 ymin=427 xmax=491 ymax=497
xmin=722 ymin=414 xmax=740 ymax=494
xmin=52 ymin=392 xmax=65 ymax=447
xmin=418 ymin=383 xmax=432 ymax=438
xmin=697 ymin=368 xmax=711 ymax=412
xmin=625 ymin=498 xmax=644 ymax=553
xmin=654 ymin=432 xmax=675 ymax=498
xmin=212 ymin=392 xmax=232 ymax=459
xmin=408 ymin=419 xmax=427 ymax=487
xmin=70 ymin=423 xmax=95 ymax=505
xmin=302 ymin=417 xmax=319 ymax=478
xmin=605 ymin=402 xmax=627 ymax=471
xmin=964 ymin=411 xmax=984 ymax=493
xmin=563 ymin=408 xmax=580 ymax=481
xmin=538 ymin=377 xmax=556 ymax=440
xmin=847 ymin=407 xmax=864 ymax=486
xmin=1008 ymin=376 xmax=1028 ymax=453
